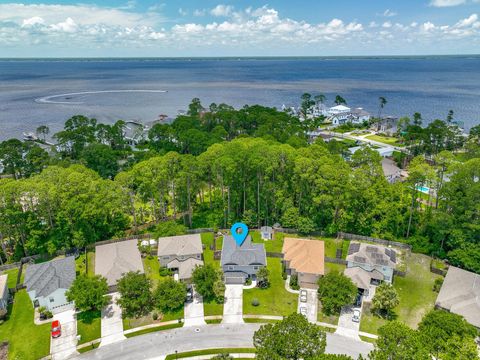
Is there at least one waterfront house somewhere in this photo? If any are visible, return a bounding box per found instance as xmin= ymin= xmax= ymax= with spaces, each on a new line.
xmin=24 ymin=257 xmax=76 ymax=313
xmin=282 ymin=238 xmax=325 ymax=289
xmin=221 ymin=234 xmax=266 ymax=284
xmin=95 ymin=239 xmax=144 ymax=289
xmin=157 ymin=234 xmax=204 ymax=281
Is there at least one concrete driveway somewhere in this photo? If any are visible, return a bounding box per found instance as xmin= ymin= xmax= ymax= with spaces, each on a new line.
xmin=100 ymin=293 xmax=126 ymax=347
xmin=222 ymin=284 xmax=244 ymax=324
xmin=335 ymin=305 xmax=361 ymax=340
xmin=184 ymin=285 xmax=206 ymax=327
xmin=50 ymin=309 xmax=78 ymax=360
xmin=298 ymin=288 xmax=318 ymax=323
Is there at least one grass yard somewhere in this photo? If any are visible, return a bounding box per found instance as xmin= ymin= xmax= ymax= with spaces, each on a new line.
xmin=365 ymin=134 xmax=403 ymax=146
xmin=0 ymin=290 xmax=50 ymax=360
xmin=1 ymin=268 xmax=20 ymax=288
xmin=77 ymin=310 xmax=101 ymax=344
xmin=360 ymin=253 xmax=441 ymax=334
xmin=243 ymin=257 xmax=297 ymax=317
xmin=142 ymin=256 xmax=162 ymax=287
xmin=324 ymin=262 xmax=346 ymax=274
xmin=76 ymin=250 xmax=96 ymax=277
xmin=123 ymin=307 xmax=184 ymax=330
xmin=203 ymin=299 xmax=224 ymax=317
xmin=251 ymin=231 xmax=283 ymax=253
xmin=201 ymin=232 xmax=221 ymax=269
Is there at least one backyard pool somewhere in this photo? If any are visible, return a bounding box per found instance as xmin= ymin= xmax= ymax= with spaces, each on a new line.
xmin=416 ymin=186 xmax=430 ymax=194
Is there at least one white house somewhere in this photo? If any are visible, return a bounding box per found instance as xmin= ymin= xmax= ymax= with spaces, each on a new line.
xmin=349 ymin=145 xmax=395 ymax=158
xmin=328 ymin=105 xmax=351 ymax=115
xmin=24 ymin=257 xmax=76 ymax=313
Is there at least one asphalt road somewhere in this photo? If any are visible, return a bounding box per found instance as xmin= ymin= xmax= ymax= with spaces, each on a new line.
xmin=76 ymin=324 xmax=373 ymax=360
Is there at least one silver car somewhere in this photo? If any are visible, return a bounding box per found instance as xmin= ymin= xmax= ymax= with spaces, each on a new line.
xmin=300 ymin=290 xmax=307 ymax=303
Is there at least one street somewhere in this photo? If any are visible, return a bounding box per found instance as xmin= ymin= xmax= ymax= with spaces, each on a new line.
xmin=75 ymin=323 xmax=373 ymax=360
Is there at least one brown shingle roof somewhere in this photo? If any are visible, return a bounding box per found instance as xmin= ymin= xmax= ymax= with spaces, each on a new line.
xmin=282 ymin=238 xmax=324 ymax=275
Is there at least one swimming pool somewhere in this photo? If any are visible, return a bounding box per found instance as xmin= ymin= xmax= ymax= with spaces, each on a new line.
xmin=416 ymin=186 xmax=430 ymax=194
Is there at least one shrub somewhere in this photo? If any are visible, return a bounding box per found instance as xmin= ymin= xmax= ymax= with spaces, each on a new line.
xmin=159 ymin=267 xmax=173 ymax=277
xmin=251 ymin=298 xmax=260 ymax=307
xmin=152 ymin=312 xmax=158 ymax=320
xmin=289 ymin=274 xmax=300 ymax=290
xmin=433 ymin=278 xmax=444 ymax=292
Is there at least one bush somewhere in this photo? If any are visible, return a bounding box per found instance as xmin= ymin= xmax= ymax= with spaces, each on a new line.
xmin=433 ymin=278 xmax=444 ymax=292
xmin=159 ymin=267 xmax=173 ymax=277
xmin=245 ymin=277 xmax=252 ymax=286
xmin=251 ymin=298 xmax=260 ymax=307
xmin=152 ymin=312 xmax=158 ymax=320
xmin=289 ymin=274 xmax=300 ymax=290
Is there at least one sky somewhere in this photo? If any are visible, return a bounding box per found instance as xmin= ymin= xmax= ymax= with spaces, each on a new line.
xmin=0 ymin=0 xmax=479 ymax=57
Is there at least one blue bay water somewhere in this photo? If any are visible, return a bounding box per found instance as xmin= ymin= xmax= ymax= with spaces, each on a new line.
xmin=0 ymin=56 xmax=479 ymax=140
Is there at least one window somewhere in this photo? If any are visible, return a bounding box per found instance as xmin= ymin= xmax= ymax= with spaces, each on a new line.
xmin=228 ymin=266 xmax=234 ymax=270
xmin=162 ymin=256 xmax=169 ymax=260
xmin=49 ymin=297 xmax=54 ymax=303
xmin=253 ymin=266 xmax=259 ymax=270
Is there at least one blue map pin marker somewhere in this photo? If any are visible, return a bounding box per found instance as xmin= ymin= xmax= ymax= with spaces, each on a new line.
xmin=231 ymin=222 xmax=249 ymax=246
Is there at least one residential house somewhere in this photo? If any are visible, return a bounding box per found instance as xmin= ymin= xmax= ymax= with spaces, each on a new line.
xmin=260 ymin=226 xmax=273 ymax=241
xmin=329 ymin=106 xmax=371 ymax=126
xmin=344 ymin=242 xmax=397 ymax=297
xmin=382 ymin=158 xmax=402 ymax=183
xmin=221 ymin=235 xmax=266 ymax=284
xmin=0 ymin=275 xmax=9 ymax=310
xmin=435 ymin=266 xmax=480 ymax=329
xmin=157 ymin=234 xmax=204 ymax=281
xmin=24 ymin=257 xmax=76 ymax=313
xmin=349 ymin=145 xmax=395 ymax=158
xmin=95 ymin=239 xmax=144 ymax=289
xmin=375 ymin=116 xmax=399 ymax=136
xmin=282 ymin=238 xmax=325 ymax=289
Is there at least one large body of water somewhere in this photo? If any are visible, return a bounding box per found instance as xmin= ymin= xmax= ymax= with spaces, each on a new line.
xmin=1 ymin=56 xmax=479 ymax=140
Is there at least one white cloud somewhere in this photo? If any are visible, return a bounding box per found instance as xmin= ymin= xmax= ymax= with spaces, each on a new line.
xmin=193 ymin=9 xmax=206 ymax=17
xmin=22 ymin=16 xmax=45 ymax=27
xmin=456 ymin=13 xmax=478 ymax=27
xmin=423 ymin=22 xmax=436 ymax=31
xmin=178 ymin=8 xmax=188 ymax=16
xmin=49 ymin=18 xmax=78 ymax=33
xmin=211 ymin=4 xmax=234 ymax=17
xmin=383 ymin=9 xmax=397 ymax=17
xmin=430 ymin=0 xmax=466 ymax=7
xmin=383 ymin=21 xmax=392 ymax=28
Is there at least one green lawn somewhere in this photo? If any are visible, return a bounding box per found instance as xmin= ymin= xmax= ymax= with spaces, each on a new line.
xmin=203 ymin=299 xmax=224 ymax=317
xmin=77 ymin=311 xmax=101 ymax=344
xmin=251 ymin=231 xmax=283 ymax=253
xmin=0 ymin=290 xmax=50 ymax=360
xmin=1 ymin=268 xmax=19 ymax=288
xmin=243 ymin=257 xmax=297 ymax=316
xmin=201 ymin=232 xmax=221 ymax=268
xmin=365 ymin=134 xmax=403 ymax=146
xmin=324 ymin=262 xmax=346 ymax=274
xmin=76 ymin=250 xmax=96 ymax=277
xmin=123 ymin=307 xmax=184 ymax=330
xmin=360 ymin=253 xmax=441 ymax=334
xmin=143 ymin=256 xmax=162 ymax=287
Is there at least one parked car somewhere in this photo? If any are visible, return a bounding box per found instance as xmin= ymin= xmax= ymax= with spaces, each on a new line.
xmin=186 ymin=285 xmax=193 ymax=302
xmin=300 ymin=290 xmax=307 ymax=303
xmin=300 ymin=306 xmax=308 ymax=316
xmin=51 ymin=320 xmax=61 ymax=338
xmin=354 ymin=293 xmax=362 ymax=307
xmin=352 ymin=309 xmax=361 ymax=323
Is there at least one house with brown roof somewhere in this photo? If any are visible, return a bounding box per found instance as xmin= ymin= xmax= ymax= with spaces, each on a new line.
xmin=435 ymin=266 xmax=480 ymax=329
xmin=157 ymin=234 xmax=203 ymax=281
xmin=95 ymin=239 xmax=144 ymax=289
xmin=282 ymin=238 xmax=325 ymax=289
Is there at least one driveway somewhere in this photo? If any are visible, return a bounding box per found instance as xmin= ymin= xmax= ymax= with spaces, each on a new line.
xmin=222 ymin=284 xmax=244 ymax=324
xmin=75 ymin=324 xmax=373 ymax=360
xmin=335 ymin=305 xmax=361 ymax=340
xmin=100 ymin=293 xmax=126 ymax=347
xmin=298 ymin=288 xmax=318 ymax=323
xmin=184 ymin=285 xmax=206 ymax=327
xmin=50 ymin=309 xmax=78 ymax=360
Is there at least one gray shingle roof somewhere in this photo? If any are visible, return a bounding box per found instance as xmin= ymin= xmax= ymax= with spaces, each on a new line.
xmin=24 ymin=257 xmax=76 ymax=298
xmin=436 ymin=266 xmax=480 ymax=328
xmin=221 ymin=235 xmax=266 ymax=267
xmin=157 ymin=234 xmax=203 ymax=257
xmin=95 ymin=240 xmax=144 ymax=286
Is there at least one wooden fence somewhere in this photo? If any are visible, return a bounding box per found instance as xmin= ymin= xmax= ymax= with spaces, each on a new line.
xmin=337 ymin=232 xmax=412 ymax=251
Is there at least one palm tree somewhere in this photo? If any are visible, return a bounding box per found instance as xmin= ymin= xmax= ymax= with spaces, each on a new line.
xmin=334 ymin=95 xmax=346 ymax=105
xmin=378 ymin=96 xmax=387 ymax=119
xmin=314 ymin=94 xmax=326 ymax=105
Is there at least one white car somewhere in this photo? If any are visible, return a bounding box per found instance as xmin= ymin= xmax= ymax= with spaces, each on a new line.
xmin=300 ymin=306 xmax=308 ymax=316
xmin=352 ymin=309 xmax=361 ymax=323
xmin=300 ymin=290 xmax=307 ymax=303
